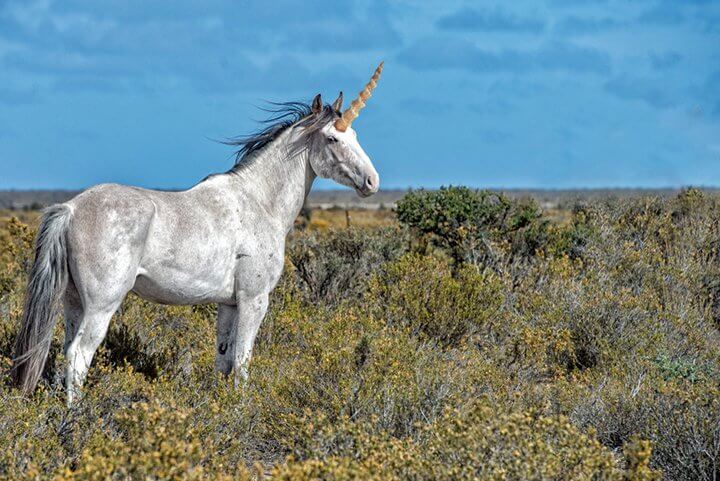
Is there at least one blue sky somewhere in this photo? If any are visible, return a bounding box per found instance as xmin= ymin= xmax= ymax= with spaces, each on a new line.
xmin=0 ymin=0 xmax=718 ymax=190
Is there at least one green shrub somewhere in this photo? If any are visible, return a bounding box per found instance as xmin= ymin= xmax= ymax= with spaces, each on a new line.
xmin=396 ymin=187 xmax=548 ymax=266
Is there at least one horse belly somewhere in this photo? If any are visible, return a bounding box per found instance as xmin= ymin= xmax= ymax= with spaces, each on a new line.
xmin=132 ymin=262 xmax=236 ymax=305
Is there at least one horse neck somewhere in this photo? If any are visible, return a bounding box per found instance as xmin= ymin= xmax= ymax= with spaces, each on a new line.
xmin=225 ymin=128 xmax=315 ymax=232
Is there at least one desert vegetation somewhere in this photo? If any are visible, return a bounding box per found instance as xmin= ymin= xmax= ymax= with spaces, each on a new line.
xmin=2 ymin=187 xmax=720 ymax=479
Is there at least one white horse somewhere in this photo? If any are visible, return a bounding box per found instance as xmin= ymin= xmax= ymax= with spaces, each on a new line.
xmin=12 ymin=63 xmax=384 ymax=405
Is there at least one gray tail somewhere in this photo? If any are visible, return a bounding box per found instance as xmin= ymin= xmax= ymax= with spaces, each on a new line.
xmin=11 ymin=204 xmax=72 ymax=395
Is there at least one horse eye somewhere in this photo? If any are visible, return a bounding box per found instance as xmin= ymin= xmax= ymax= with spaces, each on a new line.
xmin=327 ymin=136 xmax=338 ymax=143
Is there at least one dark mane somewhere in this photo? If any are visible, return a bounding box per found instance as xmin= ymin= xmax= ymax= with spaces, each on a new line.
xmin=223 ymin=101 xmax=338 ymax=172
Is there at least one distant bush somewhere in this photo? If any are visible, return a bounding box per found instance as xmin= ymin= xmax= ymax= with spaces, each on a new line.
xmin=395 ymin=186 xmax=549 ymax=266
xmin=546 ymin=203 xmax=597 ymax=260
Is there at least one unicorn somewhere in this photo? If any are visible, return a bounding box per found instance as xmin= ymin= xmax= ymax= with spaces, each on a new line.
xmin=12 ymin=63 xmax=384 ymax=405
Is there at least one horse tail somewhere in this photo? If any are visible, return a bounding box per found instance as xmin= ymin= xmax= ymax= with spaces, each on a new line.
xmin=11 ymin=204 xmax=73 ymax=395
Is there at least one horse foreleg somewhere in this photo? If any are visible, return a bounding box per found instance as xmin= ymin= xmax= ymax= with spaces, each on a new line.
xmin=231 ymin=292 xmax=269 ymax=387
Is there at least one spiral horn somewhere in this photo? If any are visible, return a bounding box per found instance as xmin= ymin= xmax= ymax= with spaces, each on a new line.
xmin=334 ymin=61 xmax=383 ymax=132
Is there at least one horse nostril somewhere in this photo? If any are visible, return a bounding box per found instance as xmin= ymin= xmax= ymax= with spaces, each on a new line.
xmin=363 ymin=174 xmax=379 ymax=194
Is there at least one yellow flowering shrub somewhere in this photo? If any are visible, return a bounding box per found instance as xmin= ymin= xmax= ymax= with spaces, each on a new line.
xmin=270 ymin=402 xmax=654 ymax=480
xmin=367 ymin=253 xmax=504 ymax=347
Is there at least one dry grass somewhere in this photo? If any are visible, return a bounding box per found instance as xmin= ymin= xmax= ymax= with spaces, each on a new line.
xmin=305 ymin=208 xmax=396 ymax=230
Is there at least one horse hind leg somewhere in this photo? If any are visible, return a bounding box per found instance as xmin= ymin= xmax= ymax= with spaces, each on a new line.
xmin=64 ymin=256 xmax=140 ymax=404
xmin=63 ymin=278 xmax=83 ymax=356
xmin=64 ymin=264 xmax=133 ymax=405
xmin=65 ymin=299 xmax=123 ymax=405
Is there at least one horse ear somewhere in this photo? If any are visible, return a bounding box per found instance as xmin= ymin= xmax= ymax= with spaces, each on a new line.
xmin=332 ymin=91 xmax=343 ymax=112
xmin=311 ymin=94 xmax=323 ymax=114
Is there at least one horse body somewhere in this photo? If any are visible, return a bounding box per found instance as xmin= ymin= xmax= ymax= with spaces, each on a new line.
xmin=11 ymin=65 xmax=383 ymax=404
xmin=59 ymin=127 xmax=310 ymax=402
xmin=67 ymin=168 xmax=293 ymax=309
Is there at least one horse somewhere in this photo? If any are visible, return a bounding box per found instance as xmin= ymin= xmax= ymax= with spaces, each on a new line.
xmin=11 ymin=62 xmax=384 ymax=405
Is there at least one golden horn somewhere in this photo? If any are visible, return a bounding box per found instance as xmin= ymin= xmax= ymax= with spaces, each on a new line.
xmin=334 ymin=61 xmax=383 ymax=132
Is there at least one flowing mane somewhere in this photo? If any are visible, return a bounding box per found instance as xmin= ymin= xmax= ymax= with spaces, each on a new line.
xmin=223 ymin=101 xmax=339 ymax=172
